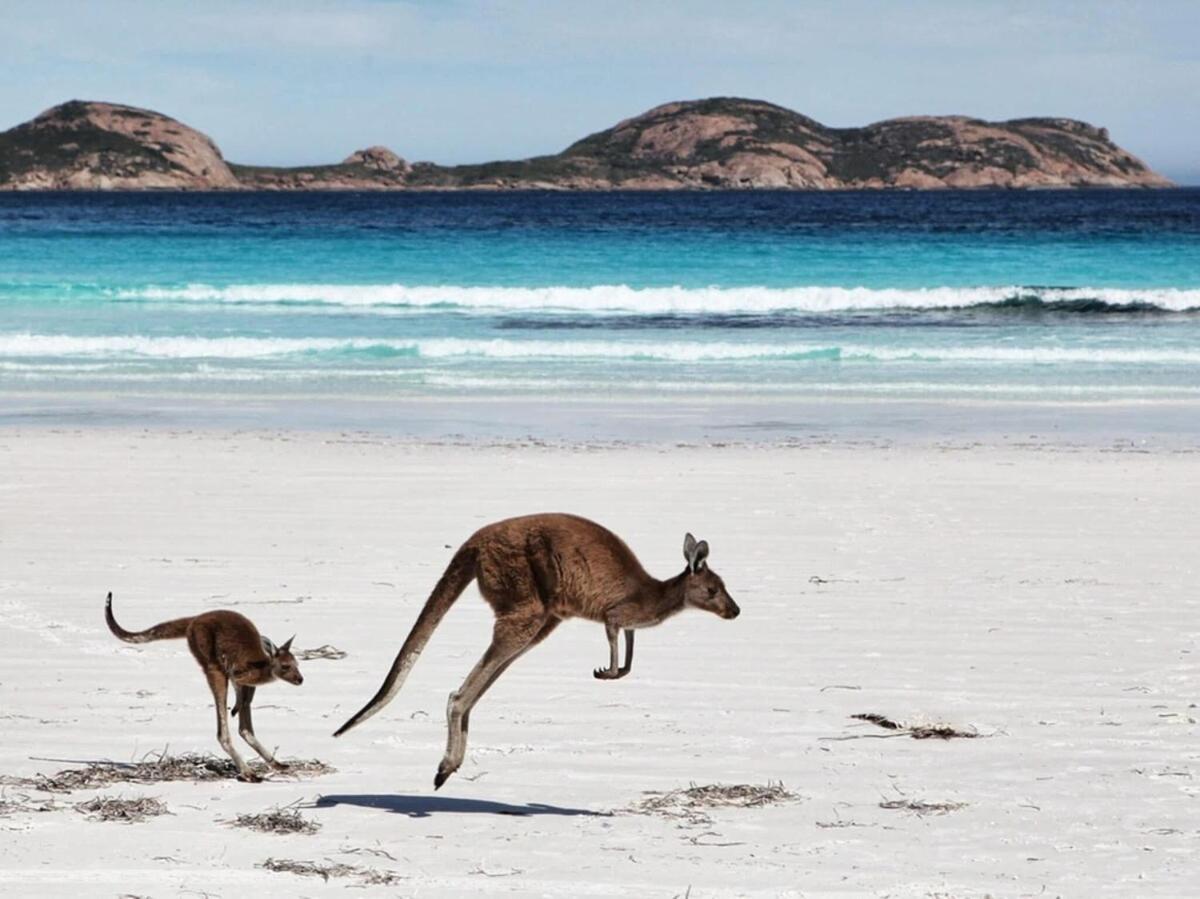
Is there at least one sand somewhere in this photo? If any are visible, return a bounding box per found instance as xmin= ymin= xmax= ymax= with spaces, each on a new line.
xmin=0 ymin=428 xmax=1198 ymax=897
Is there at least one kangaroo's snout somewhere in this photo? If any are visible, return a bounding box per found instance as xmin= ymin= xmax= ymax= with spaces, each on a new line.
xmin=723 ymin=599 xmax=741 ymax=620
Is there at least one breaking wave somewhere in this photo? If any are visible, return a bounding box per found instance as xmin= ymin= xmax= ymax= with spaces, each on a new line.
xmin=107 ymin=283 xmax=1200 ymax=314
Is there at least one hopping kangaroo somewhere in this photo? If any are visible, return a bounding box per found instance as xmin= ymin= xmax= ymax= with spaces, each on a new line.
xmin=105 ymin=592 xmax=304 ymax=782
xmin=334 ymin=513 xmax=739 ymax=788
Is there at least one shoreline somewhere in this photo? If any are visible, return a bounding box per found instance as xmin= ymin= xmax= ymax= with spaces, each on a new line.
xmin=0 ymin=424 xmax=1194 ymax=456
xmin=2 ymin=184 xmax=1187 ymax=194
xmin=3 ymin=390 xmax=1199 ymax=449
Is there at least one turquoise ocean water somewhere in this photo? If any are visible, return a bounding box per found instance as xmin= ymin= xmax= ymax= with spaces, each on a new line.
xmin=1 ymin=190 xmax=1198 ymax=437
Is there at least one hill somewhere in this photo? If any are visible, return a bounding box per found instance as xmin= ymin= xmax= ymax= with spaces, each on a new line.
xmin=0 ymin=98 xmax=1171 ymax=191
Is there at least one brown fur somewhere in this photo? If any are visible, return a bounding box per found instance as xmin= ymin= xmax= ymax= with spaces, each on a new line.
xmin=104 ymin=592 xmax=303 ymax=782
xmin=334 ymin=513 xmax=739 ymax=788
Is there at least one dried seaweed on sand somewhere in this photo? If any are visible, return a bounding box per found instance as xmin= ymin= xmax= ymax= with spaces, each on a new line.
xmin=13 ymin=751 xmax=334 ymax=793
xmin=75 ymin=795 xmax=168 ymax=823
xmin=631 ymin=782 xmax=798 ymax=825
xmin=879 ymin=798 xmax=968 ymax=816
xmin=296 ymin=645 xmax=347 ymax=661
xmin=261 ymin=857 xmax=403 ymax=885
xmin=0 ymin=790 xmax=62 ymax=816
xmin=851 ymin=713 xmax=979 ymax=740
xmin=230 ymin=804 xmax=320 ymax=835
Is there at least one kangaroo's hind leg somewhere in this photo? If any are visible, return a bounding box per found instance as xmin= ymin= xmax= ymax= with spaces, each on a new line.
xmin=434 ymin=613 xmax=549 ymax=789
xmin=205 ymin=668 xmax=258 ymax=782
xmin=235 ymin=685 xmax=288 ymax=772
xmin=462 ymin=617 xmax=560 ymax=738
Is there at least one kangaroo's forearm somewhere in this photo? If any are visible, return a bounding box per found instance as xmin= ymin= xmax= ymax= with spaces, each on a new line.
xmin=594 ymin=622 xmax=631 ymax=680
xmin=230 ymin=662 xmax=275 ymax=686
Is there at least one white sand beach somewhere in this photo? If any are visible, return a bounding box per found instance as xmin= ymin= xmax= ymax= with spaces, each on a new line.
xmin=1 ymin=428 xmax=1198 ymax=897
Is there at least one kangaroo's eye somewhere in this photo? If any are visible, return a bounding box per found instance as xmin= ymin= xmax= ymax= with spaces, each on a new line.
xmin=708 ymin=587 xmax=718 ymax=597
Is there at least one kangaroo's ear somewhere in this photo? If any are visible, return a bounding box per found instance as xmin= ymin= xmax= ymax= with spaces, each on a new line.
xmin=685 ymin=533 xmax=709 ymax=573
xmin=278 ymin=635 xmax=295 ymax=654
xmin=683 ymin=532 xmax=697 ymax=565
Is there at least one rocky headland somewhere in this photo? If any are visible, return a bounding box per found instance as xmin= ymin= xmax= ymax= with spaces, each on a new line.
xmin=0 ymin=98 xmax=1171 ymax=191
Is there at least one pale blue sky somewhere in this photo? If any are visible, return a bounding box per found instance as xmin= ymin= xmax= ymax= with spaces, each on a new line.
xmin=3 ymin=0 xmax=1197 ymax=182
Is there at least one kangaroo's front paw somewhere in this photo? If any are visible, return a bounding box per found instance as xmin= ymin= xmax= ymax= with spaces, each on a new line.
xmin=434 ymin=763 xmax=455 ymax=790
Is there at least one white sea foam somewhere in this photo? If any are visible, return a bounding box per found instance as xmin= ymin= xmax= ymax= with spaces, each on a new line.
xmin=418 ymin=374 xmax=1200 ymax=396
xmin=4 ymin=369 xmax=1197 ymax=396
xmin=3 ymin=333 xmax=1200 ymax=365
xmin=0 ymin=334 xmax=362 ymax=358
xmin=110 ymin=283 xmax=1200 ymax=313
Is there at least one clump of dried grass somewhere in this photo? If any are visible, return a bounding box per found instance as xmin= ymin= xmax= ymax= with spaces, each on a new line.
xmin=852 ymin=713 xmax=979 ymax=740
xmin=261 ymin=857 xmax=402 ymax=885
xmin=16 ymin=752 xmax=334 ymax=793
xmin=879 ymin=798 xmax=968 ymax=816
xmin=75 ymin=795 xmax=169 ymax=823
xmin=231 ymin=804 xmax=320 ymax=835
xmin=296 ymin=645 xmax=347 ymax=661
xmin=632 ymin=782 xmax=798 ymax=825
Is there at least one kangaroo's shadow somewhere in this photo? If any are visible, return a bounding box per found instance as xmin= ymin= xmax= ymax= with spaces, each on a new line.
xmin=313 ymin=793 xmax=607 ymax=819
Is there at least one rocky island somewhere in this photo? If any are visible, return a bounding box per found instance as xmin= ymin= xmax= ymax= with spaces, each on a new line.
xmin=0 ymin=97 xmax=1171 ymax=191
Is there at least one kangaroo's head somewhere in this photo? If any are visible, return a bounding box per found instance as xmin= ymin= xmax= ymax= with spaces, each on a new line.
xmin=681 ymin=533 xmax=739 ymax=620
xmin=270 ymin=636 xmax=304 ymax=685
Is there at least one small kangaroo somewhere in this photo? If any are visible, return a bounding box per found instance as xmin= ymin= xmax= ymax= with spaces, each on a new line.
xmin=104 ymin=592 xmax=304 ymax=782
xmin=334 ymin=513 xmax=739 ymax=788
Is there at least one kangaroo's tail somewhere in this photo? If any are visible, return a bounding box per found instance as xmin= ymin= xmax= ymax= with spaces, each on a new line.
xmin=334 ymin=544 xmax=478 ymax=737
xmin=105 ymin=592 xmax=194 ymax=644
